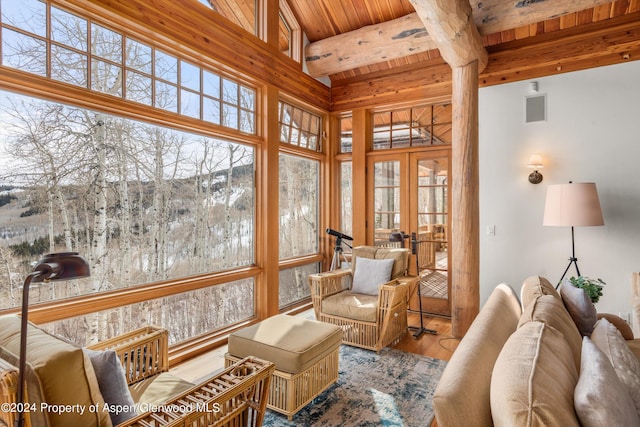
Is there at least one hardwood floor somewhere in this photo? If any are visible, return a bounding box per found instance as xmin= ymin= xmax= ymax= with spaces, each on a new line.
xmin=396 ymin=312 xmax=459 ymax=360
xmin=170 ymin=311 xmax=457 ymax=426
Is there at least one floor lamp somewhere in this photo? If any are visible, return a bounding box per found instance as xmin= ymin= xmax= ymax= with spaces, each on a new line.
xmin=543 ymin=182 xmax=604 ymax=288
xmin=409 ymin=232 xmax=438 ymax=338
xmin=15 ymin=252 xmax=90 ymax=427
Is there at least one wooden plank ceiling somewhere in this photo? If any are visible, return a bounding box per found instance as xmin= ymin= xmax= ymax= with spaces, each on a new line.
xmin=290 ymin=0 xmax=640 ymax=81
xmin=207 ymin=0 xmax=640 ymax=109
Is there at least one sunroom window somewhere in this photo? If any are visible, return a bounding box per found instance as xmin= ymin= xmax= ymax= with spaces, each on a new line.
xmin=0 ymin=91 xmax=256 ymax=310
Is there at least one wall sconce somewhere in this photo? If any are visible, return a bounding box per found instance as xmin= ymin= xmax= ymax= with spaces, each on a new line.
xmin=527 ymin=154 xmax=544 ymax=184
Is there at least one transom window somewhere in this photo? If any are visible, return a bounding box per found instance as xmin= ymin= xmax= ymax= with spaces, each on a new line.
xmin=372 ymin=104 xmax=452 ymax=150
xmin=278 ymin=100 xmax=322 ymax=151
xmin=0 ymin=0 xmax=256 ymax=134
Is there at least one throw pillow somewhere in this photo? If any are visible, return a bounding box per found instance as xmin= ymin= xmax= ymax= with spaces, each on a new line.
xmin=518 ymin=294 xmax=583 ymax=370
xmin=520 ymin=275 xmax=561 ymax=309
xmin=574 ymin=336 xmax=640 ymax=427
xmin=490 ymin=321 xmax=580 ymax=427
xmin=559 ymin=279 xmax=597 ymax=336
xmin=591 ymin=318 xmax=640 ymax=419
xmin=84 ymin=348 xmax=137 ymax=425
xmin=351 ymin=257 xmax=395 ymax=295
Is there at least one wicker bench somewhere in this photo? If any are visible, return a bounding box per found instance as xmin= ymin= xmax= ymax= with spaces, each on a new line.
xmin=224 ymin=314 xmax=342 ymax=420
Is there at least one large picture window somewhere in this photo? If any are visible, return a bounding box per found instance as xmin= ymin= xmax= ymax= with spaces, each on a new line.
xmin=0 ymin=91 xmax=256 ymax=310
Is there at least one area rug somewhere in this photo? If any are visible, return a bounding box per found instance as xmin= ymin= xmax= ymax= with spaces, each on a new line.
xmin=262 ymin=345 xmax=447 ymax=427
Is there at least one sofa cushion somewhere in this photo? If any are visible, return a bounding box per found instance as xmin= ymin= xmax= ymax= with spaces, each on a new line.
xmin=518 ymin=294 xmax=582 ymax=370
xmin=433 ymin=284 xmax=522 ymax=427
xmin=490 ymin=321 xmax=580 ymax=427
xmin=351 ymin=257 xmax=394 ymax=295
xmin=520 ymin=275 xmax=561 ymax=309
xmin=591 ymin=318 xmax=640 ymax=418
xmin=321 ymin=291 xmax=378 ymax=322
xmin=559 ymin=280 xmax=597 ymax=336
xmin=85 ymin=348 xmax=137 ymax=425
xmin=574 ymin=336 xmax=640 ymax=427
xmin=0 ymin=315 xmax=111 ymax=427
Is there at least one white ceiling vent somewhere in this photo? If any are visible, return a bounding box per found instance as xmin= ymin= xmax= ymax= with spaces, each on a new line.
xmin=526 ymin=94 xmax=546 ymax=123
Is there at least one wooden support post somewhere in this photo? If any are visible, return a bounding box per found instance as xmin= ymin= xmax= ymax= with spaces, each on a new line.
xmin=451 ymin=61 xmax=480 ymax=338
xmin=351 ymin=109 xmax=369 ymax=246
xmin=257 ymin=85 xmax=281 ymax=319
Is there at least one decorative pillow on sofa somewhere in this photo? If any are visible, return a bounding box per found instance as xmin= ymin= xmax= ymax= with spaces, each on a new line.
xmin=574 ymin=336 xmax=640 ymax=426
xmin=85 ymin=348 xmax=137 ymax=425
xmin=520 ymin=275 xmax=561 ymax=309
xmin=559 ymin=279 xmax=597 ymax=336
xmin=351 ymin=257 xmax=395 ymax=295
xmin=490 ymin=321 xmax=580 ymax=427
xmin=591 ymin=318 xmax=640 ymax=418
xmin=518 ymin=294 xmax=583 ymax=370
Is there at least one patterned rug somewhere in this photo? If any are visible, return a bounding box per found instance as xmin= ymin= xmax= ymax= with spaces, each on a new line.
xmin=262 ymin=345 xmax=447 ymax=427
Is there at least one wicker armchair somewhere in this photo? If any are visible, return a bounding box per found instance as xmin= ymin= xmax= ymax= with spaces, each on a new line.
xmin=309 ymin=246 xmax=415 ymax=352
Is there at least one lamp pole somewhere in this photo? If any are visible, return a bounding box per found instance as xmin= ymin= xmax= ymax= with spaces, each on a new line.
xmin=14 ymin=253 xmax=90 ymax=427
xmin=15 ymin=269 xmax=48 ymax=427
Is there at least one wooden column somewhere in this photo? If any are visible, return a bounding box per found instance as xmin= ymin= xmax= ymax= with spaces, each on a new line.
xmin=351 ymin=109 xmax=369 ymax=246
xmin=451 ymin=61 xmax=480 ymax=337
xmin=257 ymin=84 xmax=281 ymax=319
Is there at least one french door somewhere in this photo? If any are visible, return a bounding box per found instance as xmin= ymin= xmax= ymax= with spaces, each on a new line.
xmin=369 ymin=149 xmax=451 ymax=317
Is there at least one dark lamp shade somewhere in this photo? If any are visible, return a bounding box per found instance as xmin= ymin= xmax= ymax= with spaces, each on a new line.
xmin=543 ymin=182 xmax=604 ymax=227
xmin=389 ymin=232 xmax=407 ymax=242
xmin=32 ymin=252 xmax=91 ymax=283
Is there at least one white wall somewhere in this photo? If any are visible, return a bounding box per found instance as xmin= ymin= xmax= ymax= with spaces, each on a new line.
xmin=479 ymin=60 xmax=640 ymax=318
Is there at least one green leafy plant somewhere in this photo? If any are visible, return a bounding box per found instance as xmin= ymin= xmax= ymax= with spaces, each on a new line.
xmin=569 ymin=276 xmax=606 ymax=304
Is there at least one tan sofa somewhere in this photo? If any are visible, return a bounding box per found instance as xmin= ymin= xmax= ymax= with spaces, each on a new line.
xmin=0 ymin=315 xmax=274 ymax=427
xmin=433 ymin=276 xmax=640 ymax=426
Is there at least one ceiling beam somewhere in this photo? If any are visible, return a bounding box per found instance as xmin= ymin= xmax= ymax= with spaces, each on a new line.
xmin=408 ymin=0 xmax=487 ymax=70
xmin=305 ymin=0 xmax=614 ymax=77
xmin=329 ymin=11 xmax=640 ymax=111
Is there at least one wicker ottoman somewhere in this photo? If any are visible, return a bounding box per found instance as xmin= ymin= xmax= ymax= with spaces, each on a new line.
xmin=225 ymin=314 xmax=342 ymax=419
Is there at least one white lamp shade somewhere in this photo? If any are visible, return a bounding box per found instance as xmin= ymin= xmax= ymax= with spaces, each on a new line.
xmin=528 ymin=154 xmax=544 ymax=169
xmin=543 ymin=182 xmax=604 ymax=226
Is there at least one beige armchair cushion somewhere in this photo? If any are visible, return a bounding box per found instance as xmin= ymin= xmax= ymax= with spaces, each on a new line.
xmin=0 ymin=315 xmax=111 ymax=427
xmin=490 ymin=321 xmax=579 ymax=427
xmin=321 ymin=291 xmax=378 ymax=322
xmin=128 ymin=372 xmax=194 ymax=413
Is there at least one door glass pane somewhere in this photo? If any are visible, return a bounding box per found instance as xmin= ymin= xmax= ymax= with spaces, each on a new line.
xmin=340 ymin=161 xmax=352 ymax=238
xmin=417 ymin=158 xmax=448 ymax=300
xmin=373 ymin=161 xmax=400 ymax=245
